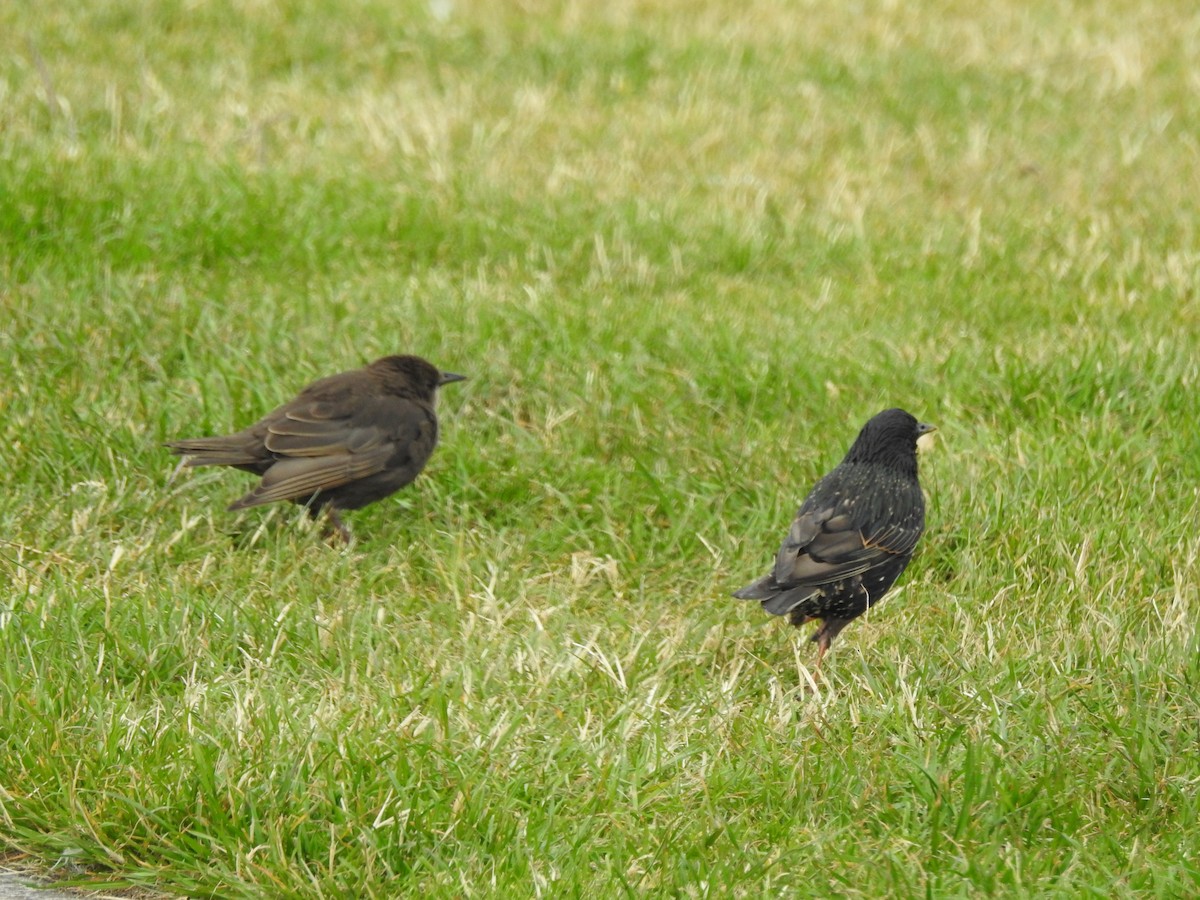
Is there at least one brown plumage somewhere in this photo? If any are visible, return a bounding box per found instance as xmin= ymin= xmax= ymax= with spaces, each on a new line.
xmin=733 ymin=408 xmax=935 ymax=669
xmin=167 ymin=355 xmax=465 ymax=541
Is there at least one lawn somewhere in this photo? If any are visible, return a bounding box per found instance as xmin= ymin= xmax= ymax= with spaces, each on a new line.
xmin=2 ymin=0 xmax=1200 ymax=896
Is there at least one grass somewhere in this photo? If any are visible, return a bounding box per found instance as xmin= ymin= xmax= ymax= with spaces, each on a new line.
xmin=3 ymin=0 xmax=1200 ymax=895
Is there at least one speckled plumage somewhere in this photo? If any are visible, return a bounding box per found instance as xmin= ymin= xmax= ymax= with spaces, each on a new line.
xmin=167 ymin=355 xmax=465 ymax=541
xmin=733 ymin=408 xmax=935 ymax=664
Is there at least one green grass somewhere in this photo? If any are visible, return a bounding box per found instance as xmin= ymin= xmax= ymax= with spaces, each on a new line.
xmin=3 ymin=0 xmax=1200 ymax=896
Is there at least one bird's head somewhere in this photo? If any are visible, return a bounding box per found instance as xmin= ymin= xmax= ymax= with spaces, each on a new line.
xmin=370 ymin=355 xmax=467 ymax=399
xmin=843 ymin=408 xmax=936 ymax=473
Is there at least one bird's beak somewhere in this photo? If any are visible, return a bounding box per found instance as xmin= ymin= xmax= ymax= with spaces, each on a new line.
xmin=916 ymin=421 xmax=938 ymax=452
xmin=439 ymin=372 xmax=467 ymax=386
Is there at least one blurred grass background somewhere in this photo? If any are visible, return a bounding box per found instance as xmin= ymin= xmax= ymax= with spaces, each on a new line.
xmin=2 ymin=0 xmax=1199 ymax=896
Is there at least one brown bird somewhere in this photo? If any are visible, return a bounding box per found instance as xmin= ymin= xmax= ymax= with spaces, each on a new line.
xmin=733 ymin=408 xmax=935 ymax=669
xmin=167 ymin=355 xmax=466 ymax=542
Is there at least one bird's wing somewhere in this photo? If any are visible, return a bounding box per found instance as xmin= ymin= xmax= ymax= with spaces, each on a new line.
xmin=771 ymin=501 xmax=921 ymax=588
xmin=860 ymin=514 xmax=923 ymax=559
xmin=229 ymin=445 xmax=393 ymax=508
xmin=260 ymin=398 xmax=387 ymax=457
xmin=226 ymin=397 xmax=434 ymax=508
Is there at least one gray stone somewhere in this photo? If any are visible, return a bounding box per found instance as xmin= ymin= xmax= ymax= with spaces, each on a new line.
xmin=0 ymin=871 xmax=122 ymax=899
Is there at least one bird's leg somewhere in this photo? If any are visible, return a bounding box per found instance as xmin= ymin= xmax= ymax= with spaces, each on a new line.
xmin=810 ymin=618 xmax=853 ymax=674
xmin=323 ymin=509 xmax=352 ymax=545
xmin=814 ymin=633 xmax=830 ymax=674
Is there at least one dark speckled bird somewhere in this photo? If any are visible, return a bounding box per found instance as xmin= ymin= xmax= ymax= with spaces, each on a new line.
xmin=733 ymin=408 xmax=935 ymax=667
xmin=167 ymin=355 xmax=465 ymax=542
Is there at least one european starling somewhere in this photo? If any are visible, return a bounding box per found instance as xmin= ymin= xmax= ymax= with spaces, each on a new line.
xmin=733 ymin=408 xmax=935 ymax=667
xmin=167 ymin=355 xmax=466 ymax=541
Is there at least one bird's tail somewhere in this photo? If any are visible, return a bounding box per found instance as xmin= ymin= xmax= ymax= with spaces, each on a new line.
xmin=165 ymin=436 xmax=261 ymax=468
xmin=734 ymin=577 xmax=817 ymax=618
xmin=732 ymin=575 xmax=777 ymax=601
